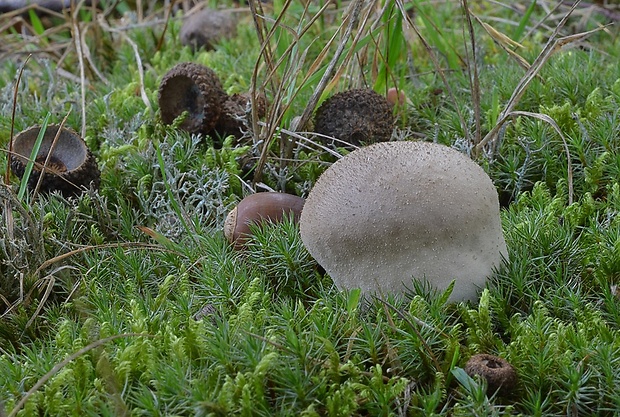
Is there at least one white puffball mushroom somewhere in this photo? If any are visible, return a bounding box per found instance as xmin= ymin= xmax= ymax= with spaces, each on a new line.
xmin=299 ymin=141 xmax=508 ymax=302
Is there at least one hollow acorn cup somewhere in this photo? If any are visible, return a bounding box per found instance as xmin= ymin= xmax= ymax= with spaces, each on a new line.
xmin=158 ymin=62 xmax=227 ymax=135
xmin=464 ymin=354 xmax=517 ymax=395
xmin=225 ymin=192 xmax=305 ymax=250
xmin=10 ymin=124 xmax=100 ymax=197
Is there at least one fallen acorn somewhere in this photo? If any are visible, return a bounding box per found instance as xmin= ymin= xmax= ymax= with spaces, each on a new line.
xmin=313 ymin=88 xmax=394 ymax=148
xmin=464 ymin=354 xmax=517 ymax=395
xmin=10 ymin=124 xmax=100 ymax=197
xmin=224 ymin=192 xmax=305 ymax=250
xmin=386 ymin=87 xmax=407 ymax=108
xmin=158 ymin=62 xmax=227 ymax=135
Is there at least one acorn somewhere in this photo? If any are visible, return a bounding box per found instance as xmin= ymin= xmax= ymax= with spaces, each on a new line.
xmin=386 ymin=87 xmax=407 ymax=108
xmin=10 ymin=124 xmax=100 ymax=197
xmin=313 ymin=88 xmax=395 ymax=148
xmin=158 ymin=62 xmax=227 ymax=135
xmin=215 ymin=92 xmax=268 ymax=139
xmin=224 ymin=192 xmax=305 ymax=250
xmin=464 ymin=354 xmax=517 ymax=395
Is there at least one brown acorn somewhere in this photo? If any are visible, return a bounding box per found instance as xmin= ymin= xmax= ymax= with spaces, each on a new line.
xmin=10 ymin=124 xmax=100 ymax=197
xmin=158 ymin=62 xmax=227 ymax=135
xmin=464 ymin=354 xmax=517 ymax=395
xmin=224 ymin=192 xmax=305 ymax=250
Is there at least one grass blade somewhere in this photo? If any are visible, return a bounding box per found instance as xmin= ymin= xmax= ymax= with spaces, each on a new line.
xmin=514 ymin=0 xmax=538 ymax=42
xmin=17 ymin=112 xmax=50 ymax=201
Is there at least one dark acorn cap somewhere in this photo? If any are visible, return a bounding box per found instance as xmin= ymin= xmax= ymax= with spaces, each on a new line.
xmin=313 ymin=88 xmax=395 ymax=148
xmin=215 ymin=92 xmax=267 ymax=139
xmin=10 ymin=124 xmax=100 ymax=197
xmin=180 ymin=9 xmax=238 ymax=52
xmin=464 ymin=354 xmax=518 ymax=395
xmin=158 ymin=62 xmax=227 ymax=135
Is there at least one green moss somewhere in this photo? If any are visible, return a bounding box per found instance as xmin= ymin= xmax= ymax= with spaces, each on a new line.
xmin=1 ymin=1 xmax=620 ymax=415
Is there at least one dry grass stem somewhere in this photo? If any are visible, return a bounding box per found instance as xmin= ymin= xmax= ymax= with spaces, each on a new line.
xmin=395 ymin=0 xmax=470 ymax=144
xmin=32 ymin=110 xmax=72 ymax=200
xmin=462 ymin=0 xmax=481 ymax=145
xmin=96 ymin=14 xmax=152 ymax=113
xmin=475 ymin=1 xmax=604 ymax=155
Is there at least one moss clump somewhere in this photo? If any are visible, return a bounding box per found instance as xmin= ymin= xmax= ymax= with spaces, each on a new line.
xmin=313 ymin=88 xmax=394 ymax=148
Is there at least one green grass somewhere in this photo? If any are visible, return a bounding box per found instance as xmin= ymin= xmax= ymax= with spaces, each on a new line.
xmin=1 ymin=0 xmax=620 ymax=415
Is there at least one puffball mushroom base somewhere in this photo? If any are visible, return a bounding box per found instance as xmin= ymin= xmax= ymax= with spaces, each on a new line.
xmin=299 ymin=141 xmax=508 ymax=302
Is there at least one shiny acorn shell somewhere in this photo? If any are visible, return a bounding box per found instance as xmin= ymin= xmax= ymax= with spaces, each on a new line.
xmin=224 ymin=192 xmax=305 ymax=249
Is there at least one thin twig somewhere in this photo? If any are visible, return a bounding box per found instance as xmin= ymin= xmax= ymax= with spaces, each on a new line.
xmin=71 ymin=0 xmax=87 ymax=138
xmin=395 ymin=0 xmax=471 ymax=145
xmin=252 ymin=0 xmax=365 ymax=184
xmin=475 ymin=0 xmax=594 ymax=154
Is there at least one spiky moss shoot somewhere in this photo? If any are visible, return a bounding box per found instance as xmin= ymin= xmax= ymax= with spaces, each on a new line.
xmin=158 ymin=62 xmax=227 ymax=135
xmin=10 ymin=124 xmax=100 ymax=197
xmin=313 ymin=88 xmax=395 ymax=148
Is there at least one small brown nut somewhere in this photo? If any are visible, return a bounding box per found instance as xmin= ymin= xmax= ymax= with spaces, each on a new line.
xmin=224 ymin=192 xmax=305 ymax=249
xmin=464 ymin=354 xmax=517 ymax=395
xmin=386 ymin=87 xmax=406 ymax=107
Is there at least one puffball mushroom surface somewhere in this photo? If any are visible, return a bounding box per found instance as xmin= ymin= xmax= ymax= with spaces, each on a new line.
xmin=299 ymin=141 xmax=508 ymax=302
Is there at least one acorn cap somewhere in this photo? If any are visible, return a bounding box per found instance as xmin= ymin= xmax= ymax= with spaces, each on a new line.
xmin=215 ymin=92 xmax=267 ymax=139
xmin=299 ymin=141 xmax=508 ymax=302
xmin=180 ymin=8 xmax=238 ymax=51
xmin=158 ymin=62 xmax=226 ymax=134
xmin=313 ymin=88 xmax=395 ymax=148
xmin=10 ymin=124 xmax=100 ymax=197
xmin=464 ymin=354 xmax=517 ymax=395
